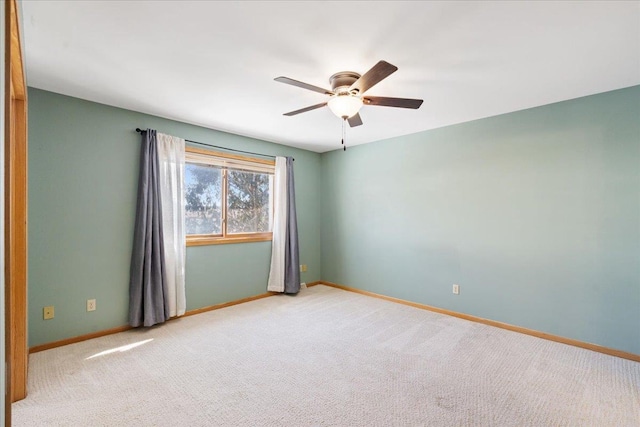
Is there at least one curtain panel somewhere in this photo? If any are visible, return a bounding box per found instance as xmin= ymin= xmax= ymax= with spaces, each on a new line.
xmin=129 ymin=130 xmax=186 ymax=327
xmin=267 ymin=157 xmax=300 ymax=294
xmin=157 ymin=133 xmax=186 ymax=317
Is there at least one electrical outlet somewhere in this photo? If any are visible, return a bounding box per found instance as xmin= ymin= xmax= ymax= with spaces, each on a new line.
xmin=87 ymin=299 xmax=96 ymax=312
xmin=453 ymin=284 xmax=460 ymax=295
xmin=300 ymin=264 xmax=308 ymax=272
xmin=43 ymin=306 xmax=54 ymax=320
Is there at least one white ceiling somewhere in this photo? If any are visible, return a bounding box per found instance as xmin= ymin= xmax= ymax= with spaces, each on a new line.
xmin=22 ymin=1 xmax=640 ymax=153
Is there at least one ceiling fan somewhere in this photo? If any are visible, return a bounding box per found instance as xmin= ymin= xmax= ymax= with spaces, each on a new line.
xmin=275 ymin=60 xmax=423 ymax=128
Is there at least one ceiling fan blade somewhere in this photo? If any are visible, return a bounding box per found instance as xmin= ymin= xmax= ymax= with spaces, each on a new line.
xmin=349 ymin=60 xmax=398 ymax=95
xmin=347 ymin=113 xmax=363 ymax=127
xmin=364 ymin=96 xmax=423 ymax=109
xmin=275 ymin=77 xmax=333 ymax=95
xmin=283 ymin=102 xmax=327 ymax=116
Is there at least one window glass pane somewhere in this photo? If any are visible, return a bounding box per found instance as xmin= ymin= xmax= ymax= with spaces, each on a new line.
xmin=185 ymin=163 xmax=222 ymax=235
xmin=227 ymin=170 xmax=272 ymax=234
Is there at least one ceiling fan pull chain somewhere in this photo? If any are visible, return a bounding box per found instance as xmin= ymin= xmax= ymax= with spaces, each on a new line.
xmin=342 ymin=118 xmax=347 ymax=151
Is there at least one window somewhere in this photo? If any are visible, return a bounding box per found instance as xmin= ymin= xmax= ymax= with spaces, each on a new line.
xmin=185 ymin=146 xmax=274 ymax=245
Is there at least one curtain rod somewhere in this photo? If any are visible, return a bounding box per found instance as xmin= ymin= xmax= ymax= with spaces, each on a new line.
xmin=135 ymin=128 xmax=293 ymax=161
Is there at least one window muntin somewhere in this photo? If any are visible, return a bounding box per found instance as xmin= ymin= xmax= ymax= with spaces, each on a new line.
xmin=185 ymin=147 xmax=274 ymax=245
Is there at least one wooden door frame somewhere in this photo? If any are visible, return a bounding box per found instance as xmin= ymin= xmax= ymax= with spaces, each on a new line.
xmin=5 ymin=0 xmax=28 ymax=422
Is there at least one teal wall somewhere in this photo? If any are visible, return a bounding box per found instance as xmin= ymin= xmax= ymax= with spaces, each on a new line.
xmin=321 ymin=86 xmax=640 ymax=355
xmin=29 ymin=86 xmax=640 ymax=356
xmin=28 ymin=88 xmax=322 ymax=347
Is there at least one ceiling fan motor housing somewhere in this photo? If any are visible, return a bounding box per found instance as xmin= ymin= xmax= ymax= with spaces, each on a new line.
xmin=330 ymin=71 xmax=361 ymax=94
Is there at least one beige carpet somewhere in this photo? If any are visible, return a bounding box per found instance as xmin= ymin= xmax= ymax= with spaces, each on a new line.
xmin=13 ymin=285 xmax=640 ymax=426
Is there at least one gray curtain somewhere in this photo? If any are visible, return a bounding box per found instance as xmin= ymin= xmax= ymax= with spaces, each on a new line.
xmin=283 ymin=157 xmax=300 ymax=294
xmin=128 ymin=129 xmax=170 ymax=327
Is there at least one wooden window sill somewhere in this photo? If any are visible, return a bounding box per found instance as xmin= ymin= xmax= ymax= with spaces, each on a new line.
xmin=186 ymin=233 xmax=272 ymax=247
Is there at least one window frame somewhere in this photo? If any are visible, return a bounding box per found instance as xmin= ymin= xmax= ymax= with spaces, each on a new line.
xmin=185 ymin=146 xmax=275 ymax=246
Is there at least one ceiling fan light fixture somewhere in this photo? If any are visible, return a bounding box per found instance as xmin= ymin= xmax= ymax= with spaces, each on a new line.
xmin=327 ymin=94 xmax=363 ymax=119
